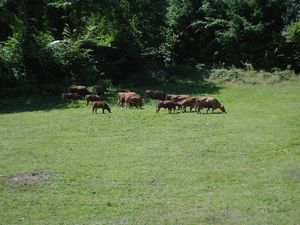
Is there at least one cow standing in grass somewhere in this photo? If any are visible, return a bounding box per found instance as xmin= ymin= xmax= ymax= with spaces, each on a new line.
xmin=92 ymin=101 xmax=111 ymax=114
xmin=156 ymin=100 xmax=176 ymax=113
xmin=195 ymin=97 xmax=226 ymax=114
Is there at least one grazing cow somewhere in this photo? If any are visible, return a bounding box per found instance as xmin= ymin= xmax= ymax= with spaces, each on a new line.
xmin=85 ymin=94 xmax=101 ymax=106
xmin=195 ymin=97 xmax=226 ymax=114
xmin=128 ymin=95 xmax=143 ymax=108
xmin=61 ymin=92 xmax=82 ymax=101
xmin=92 ymin=101 xmax=111 ymax=114
xmin=166 ymin=94 xmax=190 ymax=109
xmin=156 ymin=100 xmax=176 ymax=113
xmin=179 ymin=97 xmax=197 ymax=112
xmin=93 ymin=84 xmax=107 ymax=95
xmin=145 ymin=90 xmax=166 ymax=100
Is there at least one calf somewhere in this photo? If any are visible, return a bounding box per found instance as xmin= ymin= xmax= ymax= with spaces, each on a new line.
xmin=92 ymin=101 xmax=111 ymax=114
xmin=195 ymin=97 xmax=226 ymax=114
xmin=85 ymin=94 xmax=101 ymax=106
xmin=156 ymin=100 xmax=176 ymax=113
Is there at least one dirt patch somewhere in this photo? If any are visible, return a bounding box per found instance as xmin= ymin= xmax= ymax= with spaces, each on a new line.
xmin=284 ymin=168 xmax=300 ymax=183
xmin=10 ymin=172 xmax=49 ymax=185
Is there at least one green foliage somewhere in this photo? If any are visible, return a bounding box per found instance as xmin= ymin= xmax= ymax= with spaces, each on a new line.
xmin=208 ymin=67 xmax=296 ymax=84
xmin=41 ymin=40 xmax=100 ymax=84
xmin=0 ymin=17 xmax=25 ymax=88
xmin=286 ymin=20 xmax=300 ymax=44
xmin=0 ymin=0 xmax=299 ymax=93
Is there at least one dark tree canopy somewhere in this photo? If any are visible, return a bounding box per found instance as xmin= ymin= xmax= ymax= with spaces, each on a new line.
xmin=0 ymin=0 xmax=299 ymax=91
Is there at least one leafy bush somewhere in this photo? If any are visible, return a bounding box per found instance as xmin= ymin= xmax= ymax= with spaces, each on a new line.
xmin=40 ymin=40 xmax=101 ymax=85
xmin=208 ymin=68 xmax=296 ymax=84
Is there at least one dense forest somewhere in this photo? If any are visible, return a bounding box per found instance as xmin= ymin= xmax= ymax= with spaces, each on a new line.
xmin=0 ymin=0 xmax=299 ymax=93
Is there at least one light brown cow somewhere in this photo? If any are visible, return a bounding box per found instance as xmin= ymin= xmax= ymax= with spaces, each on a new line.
xmin=118 ymin=92 xmax=139 ymax=108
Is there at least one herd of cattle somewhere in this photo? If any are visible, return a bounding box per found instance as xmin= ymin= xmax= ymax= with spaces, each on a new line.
xmin=61 ymin=85 xmax=226 ymax=114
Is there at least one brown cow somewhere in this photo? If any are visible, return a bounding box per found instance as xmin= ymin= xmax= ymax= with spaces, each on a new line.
xmin=178 ymin=97 xmax=197 ymax=112
xmin=156 ymin=100 xmax=176 ymax=113
xmin=128 ymin=95 xmax=143 ymax=108
xmin=92 ymin=101 xmax=111 ymax=114
xmin=116 ymin=90 xmax=133 ymax=106
xmin=145 ymin=90 xmax=166 ymax=100
xmin=118 ymin=92 xmax=138 ymax=108
xmin=195 ymin=97 xmax=226 ymax=114
xmin=167 ymin=94 xmax=190 ymax=110
xmin=85 ymin=94 xmax=101 ymax=106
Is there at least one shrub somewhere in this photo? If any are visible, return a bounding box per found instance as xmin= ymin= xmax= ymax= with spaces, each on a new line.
xmin=208 ymin=68 xmax=296 ymax=84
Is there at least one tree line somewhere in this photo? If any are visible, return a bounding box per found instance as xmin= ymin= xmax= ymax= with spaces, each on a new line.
xmin=0 ymin=0 xmax=299 ymax=92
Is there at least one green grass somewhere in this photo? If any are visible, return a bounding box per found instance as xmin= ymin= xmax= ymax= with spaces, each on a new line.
xmin=1 ymin=79 xmax=300 ymax=225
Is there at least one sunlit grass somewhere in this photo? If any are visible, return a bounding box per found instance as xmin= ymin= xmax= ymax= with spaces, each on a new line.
xmin=0 ymin=79 xmax=300 ymax=224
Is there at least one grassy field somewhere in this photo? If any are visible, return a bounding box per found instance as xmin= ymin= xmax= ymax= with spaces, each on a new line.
xmin=0 ymin=79 xmax=300 ymax=225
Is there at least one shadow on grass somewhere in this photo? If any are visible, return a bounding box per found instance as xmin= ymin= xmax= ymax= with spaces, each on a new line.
xmin=0 ymin=95 xmax=83 ymax=114
xmin=128 ymin=80 xmax=223 ymax=96
xmin=0 ymin=80 xmax=222 ymax=114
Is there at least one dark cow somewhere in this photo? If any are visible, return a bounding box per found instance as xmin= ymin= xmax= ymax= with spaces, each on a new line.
xmin=85 ymin=94 xmax=101 ymax=106
xmin=145 ymin=90 xmax=166 ymax=100
xmin=92 ymin=101 xmax=111 ymax=114
xmin=128 ymin=95 xmax=143 ymax=108
xmin=156 ymin=100 xmax=176 ymax=113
